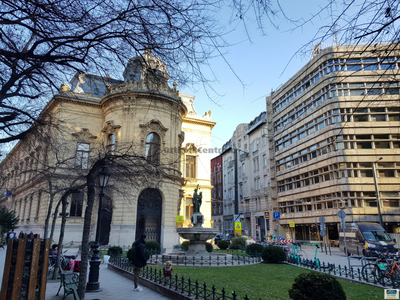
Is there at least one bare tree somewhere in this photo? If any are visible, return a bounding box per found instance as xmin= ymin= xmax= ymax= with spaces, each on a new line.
xmin=0 ymin=0 xmax=229 ymax=144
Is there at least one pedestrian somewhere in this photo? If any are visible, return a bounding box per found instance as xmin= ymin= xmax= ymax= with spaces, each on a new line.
xmin=133 ymin=234 xmax=147 ymax=292
xmin=19 ymin=231 xmax=24 ymax=238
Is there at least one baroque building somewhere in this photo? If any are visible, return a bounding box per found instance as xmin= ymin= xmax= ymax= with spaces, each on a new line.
xmin=0 ymin=50 xmax=214 ymax=252
xmin=267 ymin=44 xmax=400 ymax=243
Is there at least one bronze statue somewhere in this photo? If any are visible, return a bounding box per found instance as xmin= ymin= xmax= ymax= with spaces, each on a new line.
xmin=193 ymin=185 xmax=202 ymax=213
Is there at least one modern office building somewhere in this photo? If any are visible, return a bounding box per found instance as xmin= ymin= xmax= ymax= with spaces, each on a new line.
xmin=267 ymin=43 xmax=400 ymax=244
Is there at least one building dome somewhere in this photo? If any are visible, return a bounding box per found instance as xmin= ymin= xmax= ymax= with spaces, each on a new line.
xmin=123 ymin=49 xmax=168 ymax=82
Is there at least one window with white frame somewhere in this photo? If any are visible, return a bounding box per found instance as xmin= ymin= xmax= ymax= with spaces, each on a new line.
xmin=75 ymin=143 xmax=90 ymax=169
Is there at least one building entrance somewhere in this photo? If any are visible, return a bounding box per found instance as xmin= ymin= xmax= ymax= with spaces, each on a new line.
xmin=136 ymin=188 xmax=162 ymax=243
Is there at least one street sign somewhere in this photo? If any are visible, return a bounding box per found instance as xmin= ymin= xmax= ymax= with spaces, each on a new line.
xmin=319 ymin=216 xmax=326 ymax=223
xmin=235 ymin=222 xmax=242 ymax=230
xmin=338 ymin=210 xmax=346 ymax=219
xmin=272 ymin=234 xmax=276 ymax=238
xmin=320 ymin=224 xmax=326 ymax=231
xmin=273 ymin=212 xmax=280 ymax=219
xmin=289 ymin=221 xmax=295 ymax=228
xmin=320 ymin=230 xmax=326 ymax=237
xmin=267 ymin=231 xmax=270 ymax=235
xmin=264 ymin=211 xmax=270 ymax=219
xmin=176 ymin=215 xmax=184 ymax=228
xmin=279 ymin=236 xmax=283 ymax=240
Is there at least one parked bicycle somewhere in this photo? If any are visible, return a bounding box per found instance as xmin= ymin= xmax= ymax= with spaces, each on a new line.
xmin=361 ymin=251 xmax=399 ymax=286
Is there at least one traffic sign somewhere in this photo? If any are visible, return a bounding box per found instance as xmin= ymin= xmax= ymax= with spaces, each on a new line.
xmin=264 ymin=211 xmax=270 ymax=219
xmin=279 ymin=236 xmax=283 ymax=240
xmin=320 ymin=230 xmax=326 ymax=237
xmin=320 ymin=224 xmax=326 ymax=231
xmin=338 ymin=210 xmax=346 ymax=219
xmin=289 ymin=221 xmax=295 ymax=228
xmin=235 ymin=222 xmax=242 ymax=230
xmin=319 ymin=216 xmax=326 ymax=223
xmin=273 ymin=212 xmax=280 ymax=219
xmin=272 ymin=234 xmax=276 ymax=238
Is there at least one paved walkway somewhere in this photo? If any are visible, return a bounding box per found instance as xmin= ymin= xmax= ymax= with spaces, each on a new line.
xmin=0 ymin=246 xmax=172 ymax=300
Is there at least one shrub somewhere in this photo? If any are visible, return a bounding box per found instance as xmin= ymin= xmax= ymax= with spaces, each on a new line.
xmin=181 ymin=241 xmax=190 ymax=251
xmin=262 ymin=246 xmax=286 ymax=263
xmin=229 ymin=236 xmax=246 ymax=249
xmin=246 ymin=243 xmax=264 ymax=256
xmin=107 ymin=246 xmax=123 ymax=257
xmin=145 ymin=241 xmax=161 ymax=254
xmin=206 ymin=242 xmax=213 ymax=252
xmin=288 ymin=272 xmax=346 ymax=300
xmin=217 ymin=240 xmax=229 ymax=250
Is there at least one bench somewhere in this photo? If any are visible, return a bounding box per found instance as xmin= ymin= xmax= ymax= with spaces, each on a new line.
xmin=56 ymin=268 xmax=79 ymax=300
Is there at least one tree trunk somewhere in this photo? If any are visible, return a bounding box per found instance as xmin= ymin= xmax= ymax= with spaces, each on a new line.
xmin=52 ymin=191 xmax=70 ymax=279
xmin=78 ymin=160 xmax=104 ymax=299
xmin=44 ymin=180 xmax=54 ymax=238
xmin=50 ymin=198 xmax=62 ymax=241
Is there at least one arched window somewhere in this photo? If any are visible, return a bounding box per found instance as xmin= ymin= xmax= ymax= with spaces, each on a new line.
xmin=107 ymin=134 xmax=115 ymax=154
xmin=145 ymin=133 xmax=160 ymax=163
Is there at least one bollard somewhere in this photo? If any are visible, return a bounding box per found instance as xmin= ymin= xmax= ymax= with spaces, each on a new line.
xmin=329 ymin=243 xmax=331 ymax=255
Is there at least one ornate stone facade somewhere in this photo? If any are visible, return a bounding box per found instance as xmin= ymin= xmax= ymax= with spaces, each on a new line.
xmin=0 ymin=50 xmax=215 ymax=252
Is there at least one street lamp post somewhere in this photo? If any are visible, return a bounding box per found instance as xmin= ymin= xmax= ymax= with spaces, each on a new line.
xmin=372 ymin=157 xmax=383 ymax=226
xmin=86 ymin=166 xmax=111 ymax=292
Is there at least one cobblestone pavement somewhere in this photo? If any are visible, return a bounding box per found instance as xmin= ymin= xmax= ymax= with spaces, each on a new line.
xmin=0 ymin=246 xmax=171 ymax=300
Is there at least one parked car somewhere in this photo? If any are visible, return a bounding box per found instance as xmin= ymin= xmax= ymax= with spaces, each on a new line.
xmin=213 ymin=234 xmax=227 ymax=244
xmin=242 ymin=236 xmax=256 ymax=245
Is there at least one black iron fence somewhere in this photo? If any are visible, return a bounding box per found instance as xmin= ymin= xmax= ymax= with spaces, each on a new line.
xmin=109 ymin=256 xmax=262 ymax=300
xmin=146 ymin=252 xmax=262 ymax=266
xmin=287 ymin=255 xmax=400 ymax=288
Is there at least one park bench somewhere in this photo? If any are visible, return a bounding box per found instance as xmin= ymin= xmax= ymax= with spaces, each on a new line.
xmin=56 ymin=268 xmax=79 ymax=300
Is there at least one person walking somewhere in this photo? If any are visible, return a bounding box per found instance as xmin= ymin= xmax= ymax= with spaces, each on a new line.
xmin=133 ymin=234 xmax=147 ymax=292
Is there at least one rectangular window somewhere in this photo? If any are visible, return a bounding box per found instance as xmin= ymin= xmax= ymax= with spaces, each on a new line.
xmin=350 ymin=89 xmax=365 ymax=96
xmin=375 ymin=141 xmax=391 ymax=149
xmin=70 ymin=191 xmax=84 ymax=217
xmin=379 ymin=170 xmax=395 ymax=177
xmin=353 ymin=115 xmax=368 ymax=122
xmin=389 ymin=115 xmax=400 ymax=121
xmin=185 ymin=198 xmax=194 ymax=220
xmin=371 ymin=115 xmax=386 ymax=121
xmin=186 ymin=156 xmax=196 ymax=178
xmin=75 ymin=143 xmax=90 ymax=169
xmin=360 ymin=170 xmax=374 ymax=177
xmin=357 ymin=142 xmax=373 ymax=149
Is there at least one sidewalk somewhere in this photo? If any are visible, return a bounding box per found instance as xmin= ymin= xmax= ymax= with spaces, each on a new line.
xmin=0 ymin=246 xmax=171 ymax=300
xmin=45 ymin=264 xmax=172 ymax=300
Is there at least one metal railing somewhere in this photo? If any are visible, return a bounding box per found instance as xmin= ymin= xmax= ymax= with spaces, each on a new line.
xmin=287 ymin=254 xmax=400 ymax=287
xmin=109 ymin=256 xmax=262 ymax=300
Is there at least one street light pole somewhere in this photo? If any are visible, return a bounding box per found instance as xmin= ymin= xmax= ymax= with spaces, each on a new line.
xmin=87 ymin=166 xmax=111 ymax=292
xmin=372 ymin=158 xmax=383 ymax=226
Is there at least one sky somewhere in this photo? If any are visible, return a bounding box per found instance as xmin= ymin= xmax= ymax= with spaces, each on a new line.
xmin=184 ymin=1 xmax=342 ymax=155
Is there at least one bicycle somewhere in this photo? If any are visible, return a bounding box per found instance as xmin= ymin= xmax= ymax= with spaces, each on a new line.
xmin=361 ymin=251 xmax=395 ymax=285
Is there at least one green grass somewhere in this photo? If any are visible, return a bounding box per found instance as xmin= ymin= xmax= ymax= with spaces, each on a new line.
xmin=154 ymin=263 xmax=383 ymax=300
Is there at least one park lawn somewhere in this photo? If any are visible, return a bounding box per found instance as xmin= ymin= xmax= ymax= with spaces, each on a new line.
xmin=165 ymin=263 xmax=383 ymax=300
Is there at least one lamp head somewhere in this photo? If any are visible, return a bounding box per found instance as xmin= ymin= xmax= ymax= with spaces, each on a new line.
xmin=99 ymin=166 xmax=111 ymax=188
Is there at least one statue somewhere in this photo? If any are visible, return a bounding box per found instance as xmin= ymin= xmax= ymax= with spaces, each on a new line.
xmin=193 ymin=185 xmax=202 ymax=213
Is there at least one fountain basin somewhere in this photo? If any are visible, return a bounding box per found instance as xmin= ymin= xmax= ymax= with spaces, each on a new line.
xmin=177 ymin=227 xmax=219 ymax=257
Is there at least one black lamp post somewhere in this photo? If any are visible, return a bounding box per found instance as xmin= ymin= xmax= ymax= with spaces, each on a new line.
xmin=86 ymin=166 xmax=111 ymax=292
